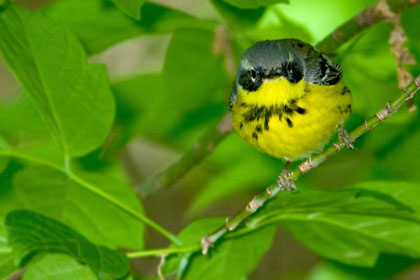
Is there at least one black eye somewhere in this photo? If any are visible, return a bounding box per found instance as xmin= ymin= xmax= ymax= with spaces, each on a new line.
xmin=250 ymin=69 xmax=257 ymax=79
xmin=238 ymin=68 xmax=263 ymax=92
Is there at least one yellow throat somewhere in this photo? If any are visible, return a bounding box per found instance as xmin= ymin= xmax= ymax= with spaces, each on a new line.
xmin=230 ymin=77 xmax=352 ymax=161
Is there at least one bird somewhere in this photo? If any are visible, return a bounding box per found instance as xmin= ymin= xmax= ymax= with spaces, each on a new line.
xmin=229 ymin=39 xmax=352 ymax=172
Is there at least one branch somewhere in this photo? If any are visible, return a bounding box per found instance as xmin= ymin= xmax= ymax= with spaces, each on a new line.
xmin=201 ymin=75 xmax=420 ymax=254
xmin=137 ymin=0 xmax=420 ymax=196
xmin=316 ymin=0 xmax=420 ymax=54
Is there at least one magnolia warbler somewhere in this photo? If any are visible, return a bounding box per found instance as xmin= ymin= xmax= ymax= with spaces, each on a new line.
xmin=230 ymin=39 xmax=352 ymax=162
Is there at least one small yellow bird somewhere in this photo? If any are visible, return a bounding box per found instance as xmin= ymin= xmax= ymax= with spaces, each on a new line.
xmin=230 ymin=39 xmax=352 ymax=162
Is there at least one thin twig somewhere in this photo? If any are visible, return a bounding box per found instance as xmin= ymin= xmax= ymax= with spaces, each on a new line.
xmin=138 ymin=0 xmax=420 ymax=196
xmin=201 ymin=75 xmax=420 ymax=254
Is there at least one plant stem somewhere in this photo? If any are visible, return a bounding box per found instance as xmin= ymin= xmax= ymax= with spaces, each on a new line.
xmin=316 ymin=0 xmax=420 ymax=54
xmin=0 ymin=150 xmax=181 ymax=245
xmin=139 ymin=0 xmax=420 ymax=196
xmin=201 ymin=75 xmax=420 ymax=252
xmin=127 ymin=244 xmax=200 ymax=259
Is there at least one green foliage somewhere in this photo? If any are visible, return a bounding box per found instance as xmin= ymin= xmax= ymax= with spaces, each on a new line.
xmin=0 ymin=0 xmax=420 ymax=279
xmin=44 ymin=0 xmax=215 ymax=55
xmin=24 ymin=254 xmax=96 ymax=280
xmin=5 ymin=210 xmax=129 ymax=280
xmin=249 ymin=182 xmax=420 ymax=266
xmin=163 ymin=218 xmax=276 ymax=279
xmin=0 ymin=5 xmax=115 ymax=158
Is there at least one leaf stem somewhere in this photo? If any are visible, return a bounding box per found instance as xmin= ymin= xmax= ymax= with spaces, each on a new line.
xmin=0 ymin=150 xmax=181 ymax=245
xmin=202 ymin=75 xmax=420 ymax=252
xmin=127 ymin=245 xmax=199 ymax=259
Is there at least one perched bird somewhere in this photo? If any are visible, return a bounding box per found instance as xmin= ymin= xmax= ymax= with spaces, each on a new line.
xmin=230 ymin=39 xmax=352 ymax=163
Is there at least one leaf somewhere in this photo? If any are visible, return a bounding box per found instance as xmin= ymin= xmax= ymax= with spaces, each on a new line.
xmin=24 ymin=254 xmax=96 ymax=280
xmin=309 ymin=255 xmax=418 ymax=280
xmin=13 ymin=166 xmax=144 ymax=250
xmin=0 ymin=221 xmax=17 ymax=279
xmin=45 ymin=0 xmax=215 ymax=55
xmin=250 ymin=184 xmax=420 ymax=266
xmin=222 ymin=0 xmax=288 ymax=9
xmin=5 ymin=210 xmax=129 ymax=280
xmin=111 ymin=0 xmax=144 ymax=20
xmin=0 ymin=5 xmax=115 ymax=158
xmin=164 ymin=217 xmax=276 ymax=280
xmin=211 ymin=0 xmax=266 ymax=28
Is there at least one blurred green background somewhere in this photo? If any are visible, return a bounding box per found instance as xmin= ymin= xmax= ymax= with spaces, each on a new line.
xmin=1 ymin=0 xmax=420 ymax=279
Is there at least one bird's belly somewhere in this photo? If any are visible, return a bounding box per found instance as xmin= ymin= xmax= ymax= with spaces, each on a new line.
xmin=231 ymin=83 xmax=352 ymax=161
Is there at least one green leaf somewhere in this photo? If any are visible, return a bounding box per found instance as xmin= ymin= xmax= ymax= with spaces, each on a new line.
xmin=211 ymin=0 xmax=266 ymax=28
xmin=250 ymin=184 xmax=420 ymax=266
xmin=24 ymin=254 xmax=96 ymax=280
xmin=5 ymin=210 xmax=129 ymax=280
xmin=0 ymin=5 xmax=115 ymax=158
xmin=111 ymin=0 xmax=144 ymax=20
xmin=309 ymin=255 xmax=418 ymax=280
xmin=222 ymin=0 xmax=288 ymax=9
xmin=0 ymin=221 xmax=17 ymax=279
xmin=13 ymin=166 xmax=144 ymax=250
xmin=45 ymin=0 xmax=215 ymax=55
xmin=164 ymin=217 xmax=276 ymax=279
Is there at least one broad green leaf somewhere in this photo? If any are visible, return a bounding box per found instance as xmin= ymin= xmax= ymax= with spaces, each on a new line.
xmin=13 ymin=166 xmax=144 ymax=250
xmin=164 ymin=217 xmax=276 ymax=279
xmin=5 ymin=210 xmax=129 ymax=280
xmin=250 ymin=185 xmax=420 ymax=266
xmin=45 ymin=0 xmax=215 ymax=55
xmin=0 ymin=5 xmax=115 ymax=158
xmin=222 ymin=0 xmax=288 ymax=9
xmin=111 ymin=0 xmax=144 ymax=20
xmin=24 ymin=254 xmax=96 ymax=280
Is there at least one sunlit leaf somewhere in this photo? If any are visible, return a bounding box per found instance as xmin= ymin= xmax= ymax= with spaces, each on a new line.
xmin=0 ymin=5 xmax=115 ymax=158
xmin=24 ymin=254 xmax=96 ymax=280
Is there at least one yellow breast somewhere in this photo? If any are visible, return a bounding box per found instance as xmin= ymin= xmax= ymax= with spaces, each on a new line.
xmin=231 ymin=78 xmax=352 ymax=161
